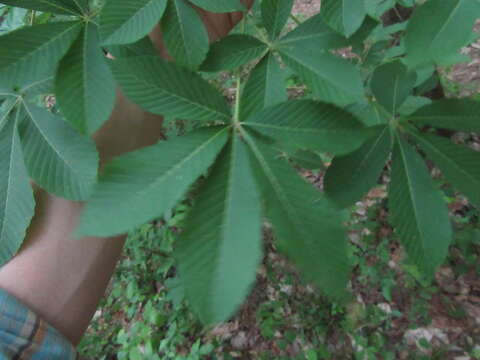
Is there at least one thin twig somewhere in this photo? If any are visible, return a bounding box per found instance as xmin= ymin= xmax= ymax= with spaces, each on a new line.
xmin=290 ymin=13 xmax=302 ymax=25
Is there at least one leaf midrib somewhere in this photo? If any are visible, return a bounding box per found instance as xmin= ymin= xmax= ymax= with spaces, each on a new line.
xmin=396 ymin=136 xmax=428 ymax=256
xmin=212 ymin=138 xmax=239 ymax=305
xmin=121 ymin=71 xmax=231 ymax=121
xmin=38 ymin=0 xmax=79 ymax=15
xmin=173 ymin=0 xmax=192 ymax=64
xmin=82 ymin=25 xmax=89 ymax=133
xmin=246 ymin=122 xmax=359 ymax=133
xmin=410 ymin=114 xmax=477 ymax=121
xmin=431 ymin=0 xmax=464 ymax=49
xmin=242 ymin=128 xmax=305 ymax=235
xmin=351 ymin=126 xmax=389 ymax=181
xmin=2 ymin=22 xmax=80 ymax=73
xmin=102 ymin=0 xmax=159 ymax=42
xmin=279 ymin=50 xmax=351 ymax=94
xmin=20 ymin=75 xmax=54 ymax=93
xmin=0 ymin=109 xmax=22 ymax=243
xmin=113 ymin=127 xmax=228 ymax=203
xmin=410 ymin=131 xmax=480 ymax=188
xmin=278 ymin=32 xmax=341 ymax=45
xmin=23 ymin=103 xmax=79 ymax=178
xmin=212 ymin=41 xmax=268 ymax=65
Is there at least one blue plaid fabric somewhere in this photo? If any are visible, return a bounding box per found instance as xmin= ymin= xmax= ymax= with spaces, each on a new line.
xmin=0 ymin=289 xmax=77 ymax=359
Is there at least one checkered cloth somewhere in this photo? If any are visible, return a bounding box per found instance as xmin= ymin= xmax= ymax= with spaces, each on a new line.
xmin=0 ymin=289 xmax=77 ymax=359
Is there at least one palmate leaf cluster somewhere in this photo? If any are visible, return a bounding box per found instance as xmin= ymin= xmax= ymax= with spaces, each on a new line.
xmin=0 ymin=0 xmax=480 ymax=324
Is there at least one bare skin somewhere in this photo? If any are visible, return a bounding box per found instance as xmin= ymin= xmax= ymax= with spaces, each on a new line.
xmin=0 ymin=2 xmax=252 ymax=346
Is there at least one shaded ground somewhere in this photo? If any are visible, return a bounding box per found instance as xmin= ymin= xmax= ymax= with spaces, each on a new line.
xmin=446 ymin=21 xmax=480 ymax=98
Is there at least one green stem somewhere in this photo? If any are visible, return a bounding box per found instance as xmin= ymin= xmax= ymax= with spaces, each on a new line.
xmin=290 ymin=13 xmax=302 ymax=25
xmin=233 ymin=12 xmax=247 ymax=123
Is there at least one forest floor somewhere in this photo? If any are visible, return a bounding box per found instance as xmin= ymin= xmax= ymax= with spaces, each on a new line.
xmin=79 ymin=2 xmax=480 ymax=360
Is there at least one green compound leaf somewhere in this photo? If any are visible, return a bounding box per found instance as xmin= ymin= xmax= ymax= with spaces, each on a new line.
xmin=176 ymin=135 xmax=262 ymax=324
xmin=107 ymin=36 xmax=158 ymax=59
xmin=406 ymin=99 xmax=480 ymax=133
xmin=56 ymin=22 xmax=116 ymax=135
xmin=346 ymin=100 xmax=391 ymax=127
xmin=320 ymin=0 xmax=367 ymax=37
xmin=278 ymin=13 xmax=348 ymax=49
xmin=0 ymin=0 xmax=88 ymax=15
xmin=243 ymin=130 xmax=350 ymax=300
xmin=188 ymin=0 xmax=244 ymax=13
xmin=405 ymin=0 xmax=480 ymax=68
xmin=201 ymin=35 xmax=268 ymax=72
xmin=279 ymin=42 xmax=364 ymax=106
xmin=239 ymin=53 xmax=287 ymax=121
xmin=324 ymin=125 xmax=391 ymax=209
xmin=163 ymin=0 xmax=209 ymax=70
xmin=245 ymin=100 xmax=369 ymax=155
xmin=0 ymin=106 xmax=35 ymax=267
xmin=365 ymin=0 xmax=395 ymax=20
xmin=99 ymin=0 xmax=167 ymax=45
xmin=261 ymin=0 xmax=294 ymax=39
xmin=111 ymin=56 xmax=231 ymax=122
xmin=398 ymin=96 xmax=432 ymax=117
xmin=289 ymin=149 xmax=325 ymax=170
xmin=389 ymin=135 xmax=452 ymax=276
xmin=0 ymin=21 xmax=82 ymax=87
xmin=408 ymin=128 xmax=480 ymax=208
xmin=20 ymin=102 xmax=99 ymax=201
xmin=77 ymin=127 xmax=229 ymax=237
xmin=21 ymin=75 xmax=55 ymax=98
xmin=370 ymin=61 xmax=417 ymax=116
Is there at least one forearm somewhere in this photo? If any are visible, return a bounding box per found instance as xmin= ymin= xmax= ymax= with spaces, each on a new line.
xmin=0 ymin=92 xmax=163 ymax=345
xmin=0 ymin=191 xmax=125 ymax=345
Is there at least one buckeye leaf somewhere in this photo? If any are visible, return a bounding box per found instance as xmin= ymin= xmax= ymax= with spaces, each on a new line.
xmin=365 ymin=0 xmax=396 ymax=19
xmin=324 ymin=126 xmax=391 ymax=209
xmin=163 ymin=0 xmax=209 ymax=70
xmin=0 ymin=21 xmax=81 ymax=87
xmin=320 ymin=0 xmax=366 ymax=37
xmin=261 ymin=0 xmax=294 ymax=39
xmin=278 ymin=13 xmax=347 ymax=49
xmin=405 ymin=0 xmax=480 ymax=68
xmin=176 ymin=135 xmax=262 ymax=324
xmin=201 ymin=35 xmax=268 ymax=72
xmin=239 ymin=53 xmax=287 ymax=121
xmin=108 ymin=36 xmax=158 ymax=59
xmin=389 ymin=135 xmax=452 ymax=276
xmin=56 ymin=22 xmax=116 ymax=134
xmin=370 ymin=61 xmax=417 ymax=115
xmin=77 ymin=127 xmax=229 ymax=237
xmin=244 ymin=100 xmax=368 ymax=155
xmin=99 ymin=0 xmax=167 ymax=45
xmin=408 ymin=128 xmax=480 ymax=208
xmin=20 ymin=102 xmax=98 ymax=201
xmin=243 ymin=130 xmax=349 ymax=300
xmin=279 ymin=43 xmax=364 ymax=106
xmin=0 ymin=106 xmax=35 ymax=266
xmin=346 ymin=100 xmax=391 ymax=127
xmin=397 ymin=96 xmax=432 ymax=117
xmin=0 ymin=0 xmax=87 ymax=15
xmin=406 ymin=99 xmax=480 ymax=133
xmin=188 ymin=0 xmax=244 ymax=13
xmin=21 ymin=75 xmax=55 ymax=98
xmin=111 ymin=56 xmax=231 ymax=122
